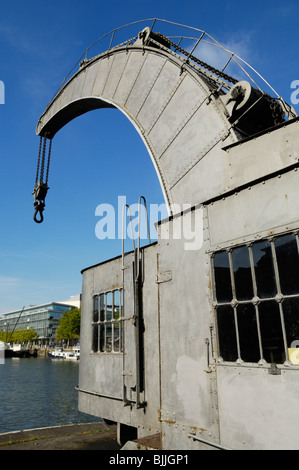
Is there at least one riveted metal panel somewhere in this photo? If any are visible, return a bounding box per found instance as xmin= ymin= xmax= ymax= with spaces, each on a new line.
xmin=217 ymin=366 xmax=299 ymax=450
xmin=126 ymin=52 xmax=166 ymax=117
xmin=161 ymin=101 xmax=227 ymax=189
xmin=137 ymin=59 xmax=180 ymax=134
xmin=169 ymin=140 xmax=231 ymax=206
xmin=92 ymin=56 xmax=112 ymax=97
xmin=81 ymin=61 xmax=101 ymax=97
xmin=157 ymin=208 xmax=220 ymax=448
xmin=148 ymin=74 xmax=206 ymax=156
xmin=207 ymin=168 xmax=299 ymax=249
xmin=113 ymin=51 xmax=146 ymax=107
xmin=70 ymin=70 xmax=86 ymax=103
xmin=79 ymin=244 xmax=161 ymax=433
xmin=102 ymin=52 xmax=128 ymax=100
xmin=224 ymin=119 xmax=299 ymax=191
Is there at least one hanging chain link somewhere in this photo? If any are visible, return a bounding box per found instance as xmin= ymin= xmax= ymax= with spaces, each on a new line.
xmin=32 ymin=135 xmax=52 ymax=223
xmin=151 ymin=33 xmax=285 ymax=126
xmin=154 ymin=33 xmax=239 ymax=86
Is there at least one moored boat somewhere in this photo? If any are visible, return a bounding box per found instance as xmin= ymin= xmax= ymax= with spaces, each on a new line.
xmin=48 ymin=347 xmax=80 ymax=360
xmin=48 ymin=348 xmax=66 ymax=359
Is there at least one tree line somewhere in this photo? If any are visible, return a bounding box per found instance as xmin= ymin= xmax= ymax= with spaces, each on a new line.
xmin=0 ymin=307 xmax=81 ymax=345
xmin=0 ymin=327 xmax=38 ymax=344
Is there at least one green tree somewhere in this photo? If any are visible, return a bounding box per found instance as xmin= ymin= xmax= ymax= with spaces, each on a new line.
xmin=0 ymin=330 xmax=6 ymax=342
xmin=5 ymin=327 xmax=38 ymax=344
xmin=0 ymin=327 xmax=38 ymax=344
xmin=56 ymin=308 xmax=81 ymax=347
xmin=22 ymin=327 xmax=38 ymax=344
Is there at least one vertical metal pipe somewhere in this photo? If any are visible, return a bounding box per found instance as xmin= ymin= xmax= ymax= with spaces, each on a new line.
xmin=121 ymin=204 xmax=135 ymax=405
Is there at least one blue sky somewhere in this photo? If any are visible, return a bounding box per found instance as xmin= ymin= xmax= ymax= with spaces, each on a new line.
xmin=0 ymin=0 xmax=298 ymax=314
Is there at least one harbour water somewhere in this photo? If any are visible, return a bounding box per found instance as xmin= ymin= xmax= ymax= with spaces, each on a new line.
xmin=0 ymin=357 xmax=101 ymax=434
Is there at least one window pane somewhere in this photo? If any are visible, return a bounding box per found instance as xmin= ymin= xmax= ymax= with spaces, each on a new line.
xmin=232 ymin=246 xmax=253 ymax=301
xmin=282 ymin=298 xmax=299 ymax=348
xmin=259 ymin=301 xmax=285 ymax=364
xmin=237 ymin=304 xmax=260 ymax=362
xmin=213 ymin=251 xmax=232 ymax=303
xmin=106 ymin=323 xmax=112 ymax=352
xmin=113 ymin=290 xmax=120 ymax=320
xmin=114 ymin=322 xmax=120 ymax=352
xmin=99 ymin=324 xmax=105 ymax=352
xmin=94 ymin=290 xmax=124 ymax=354
xmin=120 ymin=289 xmax=124 ymax=316
xmin=92 ymin=296 xmax=99 ymax=352
xmin=93 ymin=323 xmax=98 ymax=352
xmin=217 ymin=305 xmax=238 ymax=361
xmin=106 ymin=292 xmax=112 ymax=322
xmin=275 ymin=234 xmax=299 ymax=295
xmin=113 ymin=290 xmax=121 ymax=352
xmin=93 ymin=296 xmax=99 ymax=322
xmin=252 ymin=240 xmax=276 ymax=298
xmin=100 ymin=294 xmax=105 ymax=322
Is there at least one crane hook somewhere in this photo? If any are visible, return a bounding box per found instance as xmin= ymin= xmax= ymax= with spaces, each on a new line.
xmin=33 ymin=200 xmax=45 ymax=224
xmin=32 ymin=135 xmax=52 ymax=224
xmin=32 ymin=181 xmax=48 ymax=224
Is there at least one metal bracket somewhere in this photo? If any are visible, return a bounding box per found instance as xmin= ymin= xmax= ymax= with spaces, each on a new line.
xmin=268 ymin=363 xmax=281 ymax=375
xmin=159 ymin=409 xmax=176 ymax=424
xmin=156 ymin=270 xmax=172 ymax=284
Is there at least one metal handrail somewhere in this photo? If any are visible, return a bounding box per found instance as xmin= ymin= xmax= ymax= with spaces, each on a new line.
xmin=121 ymin=197 xmax=151 ymax=409
xmin=187 ymin=433 xmax=232 ymax=450
xmin=121 ymin=204 xmax=135 ymax=270
xmin=43 ymin=18 xmax=294 ymax=118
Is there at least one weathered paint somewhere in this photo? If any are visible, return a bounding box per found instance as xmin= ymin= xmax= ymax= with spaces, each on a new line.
xmin=36 ymin=24 xmax=299 ymax=450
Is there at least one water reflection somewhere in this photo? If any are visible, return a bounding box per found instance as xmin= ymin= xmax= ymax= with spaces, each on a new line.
xmin=0 ymin=358 xmax=100 ymax=433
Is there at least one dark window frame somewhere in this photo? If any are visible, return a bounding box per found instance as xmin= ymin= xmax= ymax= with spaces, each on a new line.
xmin=92 ymin=288 xmax=124 ymax=354
xmin=211 ymin=231 xmax=299 ymax=366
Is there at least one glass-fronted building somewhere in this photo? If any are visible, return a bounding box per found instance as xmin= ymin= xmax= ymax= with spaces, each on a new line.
xmin=0 ymin=302 xmax=78 ymax=346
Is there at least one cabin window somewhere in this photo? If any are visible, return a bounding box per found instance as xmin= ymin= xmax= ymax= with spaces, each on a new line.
xmin=211 ymin=232 xmax=299 ymax=365
xmin=92 ymin=289 xmax=123 ymax=353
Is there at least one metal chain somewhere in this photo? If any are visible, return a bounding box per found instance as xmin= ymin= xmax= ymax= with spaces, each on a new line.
xmin=35 ymin=136 xmax=43 ymax=184
xmin=153 ymin=33 xmax=285 ymax=125
xmin=32 ymin=136 xmax=53 ymax=223
xmin=40 ymin=136 xmax=47 ymax=183
xmin=155 ymin=33 xmax=238 ymax=85
xmin=45 ymin=138 xmax=52 ymax=186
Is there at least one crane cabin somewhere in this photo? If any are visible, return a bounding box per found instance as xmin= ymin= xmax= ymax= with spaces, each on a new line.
xmin=33 ymin=20 xmax=299 ymax=450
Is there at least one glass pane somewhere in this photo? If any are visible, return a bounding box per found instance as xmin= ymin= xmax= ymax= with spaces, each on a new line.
xmin=120 ymin=289 xmax=124 ymax=317
xmin=113 ymin=290 xmax=120 ymax=320
xmin=216 ymin=305 xmax=238 ymax=361
xmin=232 ymin=245 xmax=254 ymax=301
xmin=113 ymin=322 xmax=120 ymax=352
xmin=100 ymin=294 xmax=105 ymax=322
xmin=237 ymin=304 xmax=260 ymax=362
xmin=259 ymin=301 xmax=285 ymax=364
xmin=106 ymin=292 xmax=112 ymax=322
xmin=99 ymin=324 xmax=105 ymax=352
xmin=282 ymin=298 xmax=299 ymax=348
xmin=275 ymin=234 xmax=299 ymax=295
xmin=105 ymin=323 xmax=112 ymax=352
xmin=92 ymin=324 xmax=98 ymax=352
xmin=252 ymin=240 xmax=276 ymax=298
xmin=93 ymin=296 xmax=99 ymax=322
xmin=213 ymin=251 xmax=233 ymax=303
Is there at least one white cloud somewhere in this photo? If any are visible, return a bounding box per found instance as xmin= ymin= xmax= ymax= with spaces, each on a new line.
xmin=192 ymin=32 xmax=252 ymax=78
